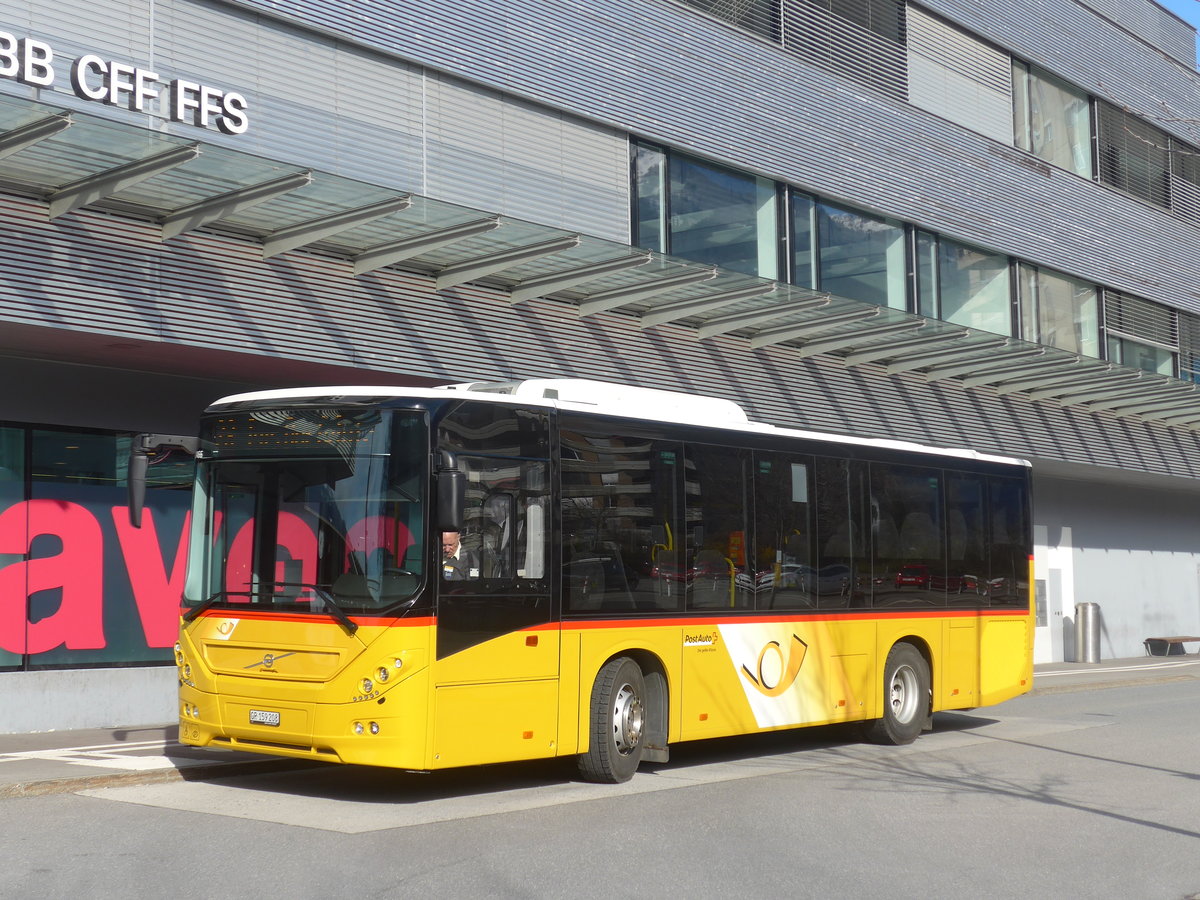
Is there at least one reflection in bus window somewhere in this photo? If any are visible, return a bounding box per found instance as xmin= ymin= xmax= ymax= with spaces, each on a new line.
xmin=686 ymin=444 xmax=752 ymax=610
xmin=561 ymin=428 xmax=682 ymax=613
xmin=871 ymin=465 xmax=944 ymax=607
xmin=753 ymin=451 xmax=814 ymax=610
xmin=815 ymin=457 xmax=868 ymax=608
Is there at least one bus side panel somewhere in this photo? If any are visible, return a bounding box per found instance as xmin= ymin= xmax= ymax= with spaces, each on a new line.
xmin=429 ymin=626 xmax=561 ymax=768
xmin=683 ymin=619 xmax=875 ymax=741
xmin=939 ymin=616 xmax=980 ymax=710
xmin=433 ymin=680 xmax=559 ymax=766
xmin=979 ymin=613 xmax=1034 ymax=706
xmin=681 ymin=624 xmax=756 ymax=741
xmin=557 ymin=628 xmax=582 ymax=756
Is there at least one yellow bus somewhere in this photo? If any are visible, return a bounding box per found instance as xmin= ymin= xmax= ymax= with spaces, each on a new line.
xmin=159 ymin=379 xmax=1032 ymax=783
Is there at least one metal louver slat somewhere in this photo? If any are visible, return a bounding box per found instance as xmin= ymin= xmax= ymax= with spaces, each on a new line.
xmin=906 ymin=6 xmax=1012 ymax=144
xmin=677 ymin=0 xmax=781 ymax=40
xmin=1096 ymin=101 xmax=1172 ymax=210
xmin=782 ymin=0 xmax=908 ymax=100
xmin=1178 ymin=315 xmax=1200 ymax=382
xmin=1103 ymin=289 xmax=1178 ymax=349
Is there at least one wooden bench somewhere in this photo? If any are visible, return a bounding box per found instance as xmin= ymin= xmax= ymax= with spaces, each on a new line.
xmin=1143 ymin=636 xmax=1200 ymax=656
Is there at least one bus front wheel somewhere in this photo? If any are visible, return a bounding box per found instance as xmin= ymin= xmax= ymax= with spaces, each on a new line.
xmin=864 ymin=643 xmax=929 ymax=745
xmin=578 ymin=657 xmax=646 ymax=783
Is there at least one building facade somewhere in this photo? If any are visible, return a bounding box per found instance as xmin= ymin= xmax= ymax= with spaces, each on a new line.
xmin=2 ymin=0 xmax=1199 ymax=731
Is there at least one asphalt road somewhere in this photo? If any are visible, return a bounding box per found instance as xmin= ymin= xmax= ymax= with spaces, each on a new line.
xmin=4 ymin=679 xmax=1200 ymax=899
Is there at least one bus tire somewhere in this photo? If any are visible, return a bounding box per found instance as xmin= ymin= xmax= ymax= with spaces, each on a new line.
xmin=864 ymin=643 xmax=929 ymax=745
xmin=578 ymin=657 xmax=646 ymax=783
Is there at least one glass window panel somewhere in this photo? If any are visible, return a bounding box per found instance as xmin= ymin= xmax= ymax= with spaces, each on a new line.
xmin=1012 ymin=61 xmax=1031 ymax=154
xmin=561 ymin=428 xmax=683 ymax=614
xmin=1015 ymin=65 xmax=1092 ymax=178
xmin=938 ymin=239 xmax=1012 ymax=335
xmin=1107 ymin=335 xmax=1175 ymax=376
xmin=633 ymin=142 xmax=666 ymax=253
xmin=988 ymin=477 xmax=1030 ymax=608
xmin=816 ymin=202 xmax=905 ymax=308
xmin=915 ymin=230 xmax=938 ymax=318
xmin=28 ymin=430 xmax=183 ymax=668
xmin=436 ymin=454 xmax=551 ymax=658
xmin=752 ymin=451 xmax=815 ymax=610
xmin=668 ymin=153 xmax=778 ymax=277
xmin=814 ymin=457 xmax=868 ymax=608
xmin=1018 ymin=263 xmax=1099 ymax=357
xmin=790 ymin=191 xmax=816 ymax=289
xmin=685 ymin=445 xmax=752 ymax=610
xmin=871 ymin=464 xmax=945 ymax=608
xmin=0 ymin=426 xmax=25 ymax=670
xmin=946 ymin=473 xmax=988 ymax=606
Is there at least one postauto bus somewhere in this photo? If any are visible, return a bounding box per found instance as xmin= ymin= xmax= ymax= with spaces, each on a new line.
xmin=150 ymin=379 xmax=1032 ymax=783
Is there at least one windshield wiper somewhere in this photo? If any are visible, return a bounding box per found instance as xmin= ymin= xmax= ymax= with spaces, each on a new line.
xmin=181 ymin=590 xmax=252 ymax=623
xmin=273 ymin=582 xmax=359 ymax=635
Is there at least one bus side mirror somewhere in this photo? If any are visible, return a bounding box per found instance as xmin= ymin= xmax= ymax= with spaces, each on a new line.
xmin=128 ymin=433 xmax=199 ymax=528
xmin=438 ymin=452 xmax=466 ymax=531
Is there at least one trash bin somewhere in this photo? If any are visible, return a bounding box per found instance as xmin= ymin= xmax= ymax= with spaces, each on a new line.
xmin=1075 ymin=602 xmax=1100 ymax=663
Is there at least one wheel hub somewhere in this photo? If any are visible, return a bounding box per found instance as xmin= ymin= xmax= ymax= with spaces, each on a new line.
xmin=889 ymin=664 xmax=919 ymax=724
xmin=612 ymin=682 xmax=644 ymax=756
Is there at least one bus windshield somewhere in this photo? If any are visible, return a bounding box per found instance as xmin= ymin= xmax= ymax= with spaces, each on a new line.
xmin=183 ymin=406 xmax=427 ymax=616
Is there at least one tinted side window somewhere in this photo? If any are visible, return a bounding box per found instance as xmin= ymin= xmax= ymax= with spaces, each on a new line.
xmin=753 ymin=451 xmax=815 ymax=610
xmin=815 ymin=457 xmax=868 ymax=608
xmin=946 ymin=472 xmax=988 ymax=605
xmin=686 ymin=444 xmax=753 ymax=610
xmin=988 ymin=476 xmax=1030 ymax=608
xmin=437 ymin=401 xmax=549 ymax=457
xmin=561 ymin=429 xmax=683 ymax=614
xmin=872 ymin=464 xmax=945 ymax=607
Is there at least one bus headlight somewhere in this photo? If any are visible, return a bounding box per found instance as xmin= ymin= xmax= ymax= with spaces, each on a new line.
xmin=360 ymin=678 xmax=373 ymax=694
xmin=376 ymin=666 xmax=389 ymax=684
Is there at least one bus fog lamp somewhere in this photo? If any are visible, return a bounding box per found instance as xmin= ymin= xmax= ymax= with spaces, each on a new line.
xmin=353 ymin=722 xmax=364 ymax=735
xmin=369 ymin=722 xmax=380 ymax=735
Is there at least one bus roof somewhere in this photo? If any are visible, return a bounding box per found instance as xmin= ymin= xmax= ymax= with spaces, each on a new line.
xmin=207 ymin=379 xmax=1030 ymax=468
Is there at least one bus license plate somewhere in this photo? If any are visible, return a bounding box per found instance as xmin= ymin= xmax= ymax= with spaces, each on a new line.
xmin=249 ymin=709 xmax=280 ymax=727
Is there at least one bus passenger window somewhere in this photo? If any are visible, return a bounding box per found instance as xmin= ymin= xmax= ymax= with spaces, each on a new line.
xmin=686 ymin=444 xmax=753 ymax=610
xmin=560 ymin=427 xmax=683 ymax=614
xmin=753 ymin=451 xmax=815 ymax=610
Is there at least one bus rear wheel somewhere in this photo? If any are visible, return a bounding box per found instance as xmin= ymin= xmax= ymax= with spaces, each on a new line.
xmin=578 ymin=657 xmax=646 ymax=783
xmin=864 ymin=643 xmax=929 ymax=745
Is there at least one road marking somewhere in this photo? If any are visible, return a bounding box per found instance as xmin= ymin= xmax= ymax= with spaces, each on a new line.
xmin=79 ymin=713 xmax=1105 ymax=833
xmin=0 ymin=740 xmax=180 ymax=771
xmin=1036 ymin=660 xmax=1200 ymax=677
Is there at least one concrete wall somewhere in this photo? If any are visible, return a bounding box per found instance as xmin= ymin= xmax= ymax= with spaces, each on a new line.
xmin=1035 ymin=472 xmax=1200 ymax=659
xmin=0 ymin=667 xmax=176 ymax=734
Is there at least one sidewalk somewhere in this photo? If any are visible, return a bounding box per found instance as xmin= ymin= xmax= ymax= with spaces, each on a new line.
xmin=2 ymin=655 xmax=1197 ymax=799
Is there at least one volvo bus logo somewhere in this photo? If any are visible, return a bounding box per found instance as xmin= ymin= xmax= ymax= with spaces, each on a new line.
xmin=244 ymin=651 xmax=296 ymax=670
xmin=741 ymin=634 xmax=808 ymax=697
